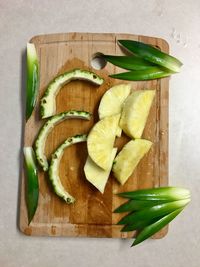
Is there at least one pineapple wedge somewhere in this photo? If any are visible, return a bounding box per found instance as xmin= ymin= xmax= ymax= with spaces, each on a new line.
xmin=98 ymin=84 xmax=131 ymax=138
xmin=98 ymin=84 xmax=131 ymax=119
xmin=87 ymin=114 xmax=120 ymax=170
xmin=84 ymin=148 xmax=117 ymax=193
xmin=116 ymin=126 xmax=122 ymax=138
xmin=112 ymin=139 xmax=152 ymax=185
xmin=120 ymin=90 xmax=155 ymax=138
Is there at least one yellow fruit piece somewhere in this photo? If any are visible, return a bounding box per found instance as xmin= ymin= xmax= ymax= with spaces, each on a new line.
xmin=98 ymin=84 xmax=131 ymax=119
xmin=116 ymin=126 xmax=122 ymax=137
xmin=120 ymin=90 xmax=156 ymax=138
xmin=84 ymin=148 xmax=117 ymax=193
xmin=87 ymin=114 xmax=120 ymax=170
xmin=112 ymin=139 xmax=152 ymax=185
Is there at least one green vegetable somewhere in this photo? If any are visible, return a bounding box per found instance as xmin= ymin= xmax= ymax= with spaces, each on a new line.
xmin=23 ymin=147 xmax=39 ymax=224
xmin=109 ymin=67 xmax=173 ymax=81
xmin=118 ymin=40 xmax=183 ymax=73
xmin=121 ymin=217 xmax=161 ymax=232
xmin=40 ymin=69 xmax=104 ymax=119
xmin=26 ymin=43 xmax=39 ymax=121
xmin=132 ymin=208 xmax=184 ymax=246
xmin=115 ymin=187 xmax=191 ymax=246
xmin=35 ymin=110 xmax=91 ymax=172
xmin=114 ymin=199 xmax=169 ymax=213
xmin=117 ymin=187 xmax=190 ymax=201
xmin=103 ymin=55 xmax=155 ymax=71
xmin=49 ymin=134 xmax=87 ymax=203
xmin=117 ymin=199 xmax=190 ymax=225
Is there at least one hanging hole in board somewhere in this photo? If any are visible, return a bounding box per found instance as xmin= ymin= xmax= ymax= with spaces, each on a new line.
xmin=90 ymin=53 xmax=107 ymax=70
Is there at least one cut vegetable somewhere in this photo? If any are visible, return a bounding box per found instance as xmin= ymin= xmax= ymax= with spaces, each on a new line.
xmin=49 ymin=135 xmax=87 ymax=203
xmin=132 ymin=208 xmax=184 ymax=246
xmin=84 ymin=148 xmax=117 ymax=193
xmin=114 ymin=199 xmax=169 ymax=213
xmin=98 ymin=84 xmax=131 ymax=139
xmin=116 ymin=126 xmax=122 ymax=137
xmin=120 ymin=90 xmax=155 ymax=138
xmin=112 ymin=139 xmax=152 ymax=185
xmin=35 ymin=110 xmax=91 ymax=171
xmin=109 ymin=67 xmax=172 ymax=81
xmin=115 ymin=187 xmax=191 ymax=246
xmin=23 ymin=147 xmax=39 ymax=224
xmin=26 ymin=43 xmax=39 ymax=121
xmin=121 ymin=216 xmax=161 ymax=232
xmin=118 ymin=40 xmax=183 ymax=73
xmin=103 ymin=55 xmax=155 ymax=71
xmin=117 ymin=187 xmax=191 ymax=201
xmin=98 ymin=84 xmax=131 ymax=119
xmin=40 ymin=69 xmax=104 ymax=119
xmin=117 ymin=199 xmax=190 ymax=225
xmin=87 ymin=114 xmax=120 ymax=170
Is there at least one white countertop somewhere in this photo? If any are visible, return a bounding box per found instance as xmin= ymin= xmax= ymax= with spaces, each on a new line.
xmin=0 ymin=0 xmax=200 ymax=266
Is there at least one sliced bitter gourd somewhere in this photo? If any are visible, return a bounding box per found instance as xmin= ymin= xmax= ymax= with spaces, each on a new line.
xmin=49 ymin=134 xmax=87 ymax=203
xmin=35 ymin=110 xmax=91 ymax=171
xmin=40 ymin=69 xmax=104 ymax=119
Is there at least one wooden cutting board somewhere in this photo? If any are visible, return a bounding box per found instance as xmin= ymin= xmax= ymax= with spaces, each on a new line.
xmin=19 ymin=32 xmax=169 ymax=238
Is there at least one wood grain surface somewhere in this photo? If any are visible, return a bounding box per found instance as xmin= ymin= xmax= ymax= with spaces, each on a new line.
xmin=19 ymin=32 xmax=169 ymax=238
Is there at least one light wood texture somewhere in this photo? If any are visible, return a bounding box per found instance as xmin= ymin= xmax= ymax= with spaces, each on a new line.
xmin=19 ymin=32 xmax=169 ymax=238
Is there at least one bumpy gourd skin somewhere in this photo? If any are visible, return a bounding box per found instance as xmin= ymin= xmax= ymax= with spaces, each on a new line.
xmin=49 ymin=134 xmax=87 ymax=203
xmin=35 ymin=110 xmax=91 ymax=171
xmin=40 ymin=69 xmax=104 ymax=119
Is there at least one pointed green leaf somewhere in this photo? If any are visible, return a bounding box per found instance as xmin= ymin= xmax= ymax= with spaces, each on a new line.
xmin=114 ymin=199 xmax=169 ymax=213
xmin=117 ymin=187 xmax=190 ymax=201
xmin=118 ymin=40 xmax=183 ymax=73
xmin=26 ymin=43 xmax=39 ymax=121
xmin=103 ymin=55 xmax=155 ymax=71
xmin=121 ymin=216 xmax=162 ymax=232
xmin=117 ymin=199 xmax=190 ymax=225
xmin=109 ymin=68 xmax=172 ymax=81
xmin=23 ymin=147 xmax=39 ymax=224
xmin=132 ymin=208 xmax=184 ymax=246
